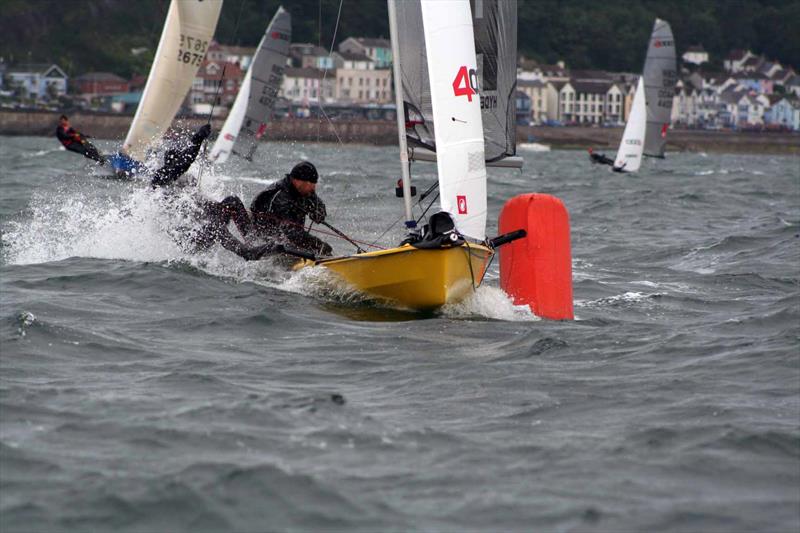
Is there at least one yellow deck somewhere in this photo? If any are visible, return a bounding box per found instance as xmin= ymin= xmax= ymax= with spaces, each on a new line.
xmin=297 ymin=243 xmax=493 ymax=310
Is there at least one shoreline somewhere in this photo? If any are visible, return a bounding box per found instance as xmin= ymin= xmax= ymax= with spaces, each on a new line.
xmin=1 ymin=109 xmax=798 ymax=155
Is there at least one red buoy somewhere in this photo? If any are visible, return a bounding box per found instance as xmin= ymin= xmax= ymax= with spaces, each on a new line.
xmin=498 ymin=194 xmax=573 ymax=320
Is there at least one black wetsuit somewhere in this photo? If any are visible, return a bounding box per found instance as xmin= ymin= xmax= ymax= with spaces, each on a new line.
xmin=151 ymin=125 xmax=271 ymax=261
xmin=589 ymin=152 xmax=615 ymax=166
xmin=56 ymin=125 xmax=104 ymax=163
xmin=250 ymin=175 xmax=332 ymax=256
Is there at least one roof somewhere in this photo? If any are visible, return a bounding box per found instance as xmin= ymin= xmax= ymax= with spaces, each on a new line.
xmin=518 ymin=79 xmax=546 ymax=88
xmin=570 ymin=69 xmax=611 ymax=82
xmin=571 ymin=80 xmax=613 ymax=94
xmin=74 ymin=72 xmax=127 ymax=82
xmin=9 ymin=63 xmax=66 ymax=77
xmin=743 ymin=56 xmax=761 ymax=67
xmin=549 ymin=80 xmax=567 ymax=91
xmin=518 ymin=58 xmax=539 ymax=71
xmin=726 ymin=49 xmax=748 ymax=61
xmin=336 ymin=51 xmax=373 ymax=62
xmin=353 ymin=37 xmax=391 ymax=49
xmin=284 ymin=67 xmax=327 ymax=79
xmin=734 ymin=71 xmax=768 ymax=80
xmin=218 ymin=45 xmax=256 ymax=56
xmin=111 ymin=92 xmax=142 ymax=104
xmin=290 ymin=43 xmax=328 ymax=56
xmin=686 ymin=45 xmax=706 ymax=53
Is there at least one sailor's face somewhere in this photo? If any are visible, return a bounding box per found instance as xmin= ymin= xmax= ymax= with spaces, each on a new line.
xmin=60 ymin=119 xmax=69 ymax=127
xmin=292 ymin=178 xmax=316 ymax=197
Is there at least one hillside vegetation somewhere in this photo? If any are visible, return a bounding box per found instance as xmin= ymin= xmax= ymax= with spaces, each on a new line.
xmin=1 ymin=0 xmax=797 ymax=77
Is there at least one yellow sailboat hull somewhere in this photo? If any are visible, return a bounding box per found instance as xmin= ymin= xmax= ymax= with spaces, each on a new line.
xmin=297 ymin=243 xmax=493 ymax=310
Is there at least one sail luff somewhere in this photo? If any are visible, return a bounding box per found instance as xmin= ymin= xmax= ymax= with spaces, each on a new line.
xmin=123 ymin=0 xmax=223 ymax=160
xmin=642 ymin=18 xmax=676 ymax=158
xmin=420 ymin=0 xmax=487 ymax=241
xmin=209 ymin=68 xmax=251 ymax=163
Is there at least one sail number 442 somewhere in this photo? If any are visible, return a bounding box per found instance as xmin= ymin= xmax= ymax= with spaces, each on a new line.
xmin=453 ymin=66 xmax=479 ymax=102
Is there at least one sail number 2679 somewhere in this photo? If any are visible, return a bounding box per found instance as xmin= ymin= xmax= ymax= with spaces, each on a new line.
xmin=452 ymin=66 xmax=479 ymax=102
xmin=177 ymin=34 xmax=209 ymax=66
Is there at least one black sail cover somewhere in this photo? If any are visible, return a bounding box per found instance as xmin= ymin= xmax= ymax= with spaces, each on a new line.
xmin=395 ymin=0 xmax=517 ymax=162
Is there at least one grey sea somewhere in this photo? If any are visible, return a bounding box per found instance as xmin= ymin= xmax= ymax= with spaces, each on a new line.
xmin=1 ymin=134 xmax=799 ymax=532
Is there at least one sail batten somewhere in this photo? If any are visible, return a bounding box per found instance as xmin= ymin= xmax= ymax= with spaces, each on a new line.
xmin=124 ymin=0 xmax=223 ymax=160
xmin=210 ymin=7 xmax=291 ymax=163
xmin=642 ymin=18 xmax=676 ymax=158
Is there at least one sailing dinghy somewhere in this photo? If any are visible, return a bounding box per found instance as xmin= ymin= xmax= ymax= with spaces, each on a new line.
xmin=643 ymin=18 xmax=677 ymax=159
xmin=611 ymin=77 xmax=646 ymax=172
xmin=122 ymin=0 xmax=223 ymax=160
xmin=589 ymin=18 xmax=676 ymax=170
xmin=295 ymin=0 xmax=573 ymax=319
xmin=209 ymin=6 xmax=291 ymax=164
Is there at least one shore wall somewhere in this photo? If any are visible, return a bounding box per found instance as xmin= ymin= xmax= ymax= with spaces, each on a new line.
xmin=1 ymin=109 xmax=798 ymax=155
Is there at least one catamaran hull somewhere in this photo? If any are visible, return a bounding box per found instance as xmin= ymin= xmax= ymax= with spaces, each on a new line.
xmin=302 ymin=243 xmax=492 ymax=310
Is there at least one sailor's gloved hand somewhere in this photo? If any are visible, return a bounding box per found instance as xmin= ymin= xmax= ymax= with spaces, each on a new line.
xmin=193 ymin=124 xmax=212 ymax=143
xmin=309 ymin=209 xmax=325 ymax=224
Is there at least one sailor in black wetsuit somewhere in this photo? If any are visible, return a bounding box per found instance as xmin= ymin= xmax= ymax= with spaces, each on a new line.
xmin=588 ymin=147 xmax=614 ymax=166
xmin=250 ymin=161 xmax=333 ymax=257
xmin=55 ymin=115 xmax=105 ymax=164
xmin=150 ymin=124 xmax=273 ymax=261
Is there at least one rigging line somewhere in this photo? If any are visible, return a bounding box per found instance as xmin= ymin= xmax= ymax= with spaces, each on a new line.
xmin=415 ymin=192 xmax=439 ymax=225
xmin=317 ymin=0 xmax=346 ymax=148
xmin=257 ymin=212 xmax=384 ymax=250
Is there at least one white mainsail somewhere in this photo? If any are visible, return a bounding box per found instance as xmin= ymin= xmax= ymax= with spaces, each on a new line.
xmin=123 ymin=0 xmax=223 ymax=160
xmin=642 ymin=18 xmax=677 ymax=158
xmin=420 ymin=0 xmax=487 ymax=240
xmin=613 ymin=77 xmax=646 ymax=172
xmin=209 ymin=68 xmax=251 ymax=163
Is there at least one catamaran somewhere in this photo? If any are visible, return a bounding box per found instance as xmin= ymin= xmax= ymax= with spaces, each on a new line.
xmin=122 ymin=0 xmax=223 ymax=160
xmin=589 ymin=18 xmax=676 ymax=172
xmin=294 ymin=0 xmax=573 ymax=319
xmin=209 ymin=6 xmax=291 ymax=164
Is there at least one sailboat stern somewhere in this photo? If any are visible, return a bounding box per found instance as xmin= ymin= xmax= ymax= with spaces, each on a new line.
xmin=498 ymin=194 xmax=574 ymax=320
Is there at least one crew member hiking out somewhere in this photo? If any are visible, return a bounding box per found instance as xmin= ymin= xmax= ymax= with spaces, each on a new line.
xmin=149 ymin=124 xmax=273 ymax=261
xmin=55 ymin=115 xmax=105 ymax=164
xmin=588 ymin=147 xmax=614 ymax=166
xmin=250 ymin=161 xmax=333 ymax=257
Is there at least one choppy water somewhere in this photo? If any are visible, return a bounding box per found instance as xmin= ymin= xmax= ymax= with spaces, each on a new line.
xmin=1 ymin=135 xmax=799 ymax=532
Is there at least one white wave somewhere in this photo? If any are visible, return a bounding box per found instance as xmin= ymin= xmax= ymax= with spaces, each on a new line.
xmin=3 ymin=187 xmax=187 ymax=265
xmin=23 ymin=148 xmax=62 ymax=158
xmin=695 ymin=169 xmax=714 ymax=176
xmin=442 ymin=285 xmax=539 ymax=321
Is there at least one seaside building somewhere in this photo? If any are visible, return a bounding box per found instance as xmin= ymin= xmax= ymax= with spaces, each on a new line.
xmin=333 ymin=51 xmax=391 ymax=104
xmin=338 ymin=37 xmax=392 ymax=68
xmin=188 ymin=59 xmax=244 ymax=115
xmin=281 ymin=67 xmax=336 ymax=108
xmin=73 ymin=72 xmax=129 ymax=96
xmin=6 ymin=63 xmax=68 ymax=100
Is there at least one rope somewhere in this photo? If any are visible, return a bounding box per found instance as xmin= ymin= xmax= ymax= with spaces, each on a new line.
xmin=317 ymin=0 xmax=346 ymax=147
xmin=257 ymin=211 xmax=385 ymax=250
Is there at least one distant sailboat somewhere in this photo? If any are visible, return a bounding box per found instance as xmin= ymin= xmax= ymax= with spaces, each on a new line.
xmin=209 ymin=6 xmax=291 ymax=164
xmin=589 ymin=17 xmax=676 ymax=170
xmin=642 ymin=18 xmax=677 ymax=158
xmin=123 ymin=0 xmax=223 ymax=160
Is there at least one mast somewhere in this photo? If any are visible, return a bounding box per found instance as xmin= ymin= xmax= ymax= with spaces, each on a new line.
xmin=387 ymin=0 xmax=416 ymax=230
